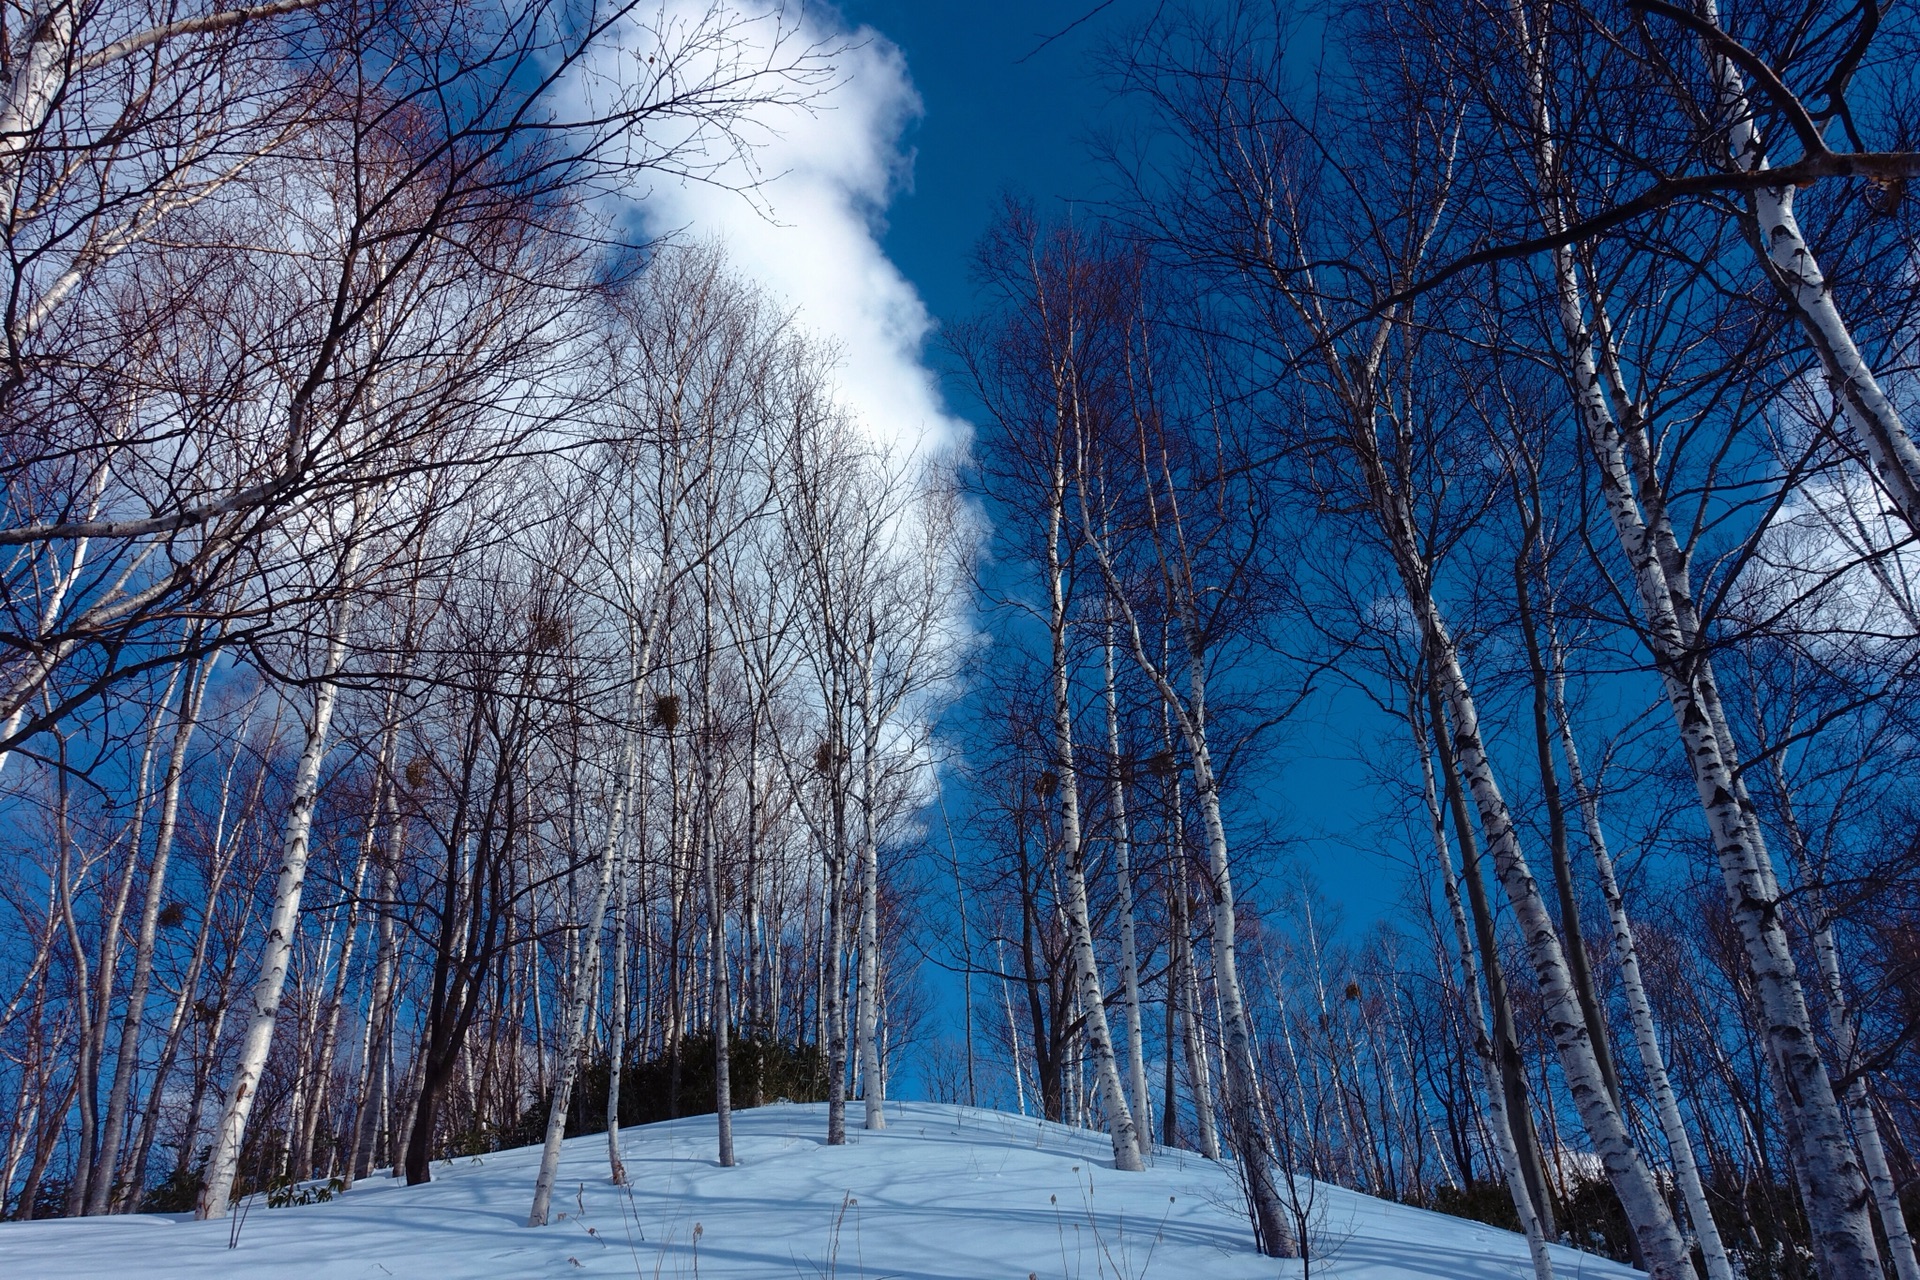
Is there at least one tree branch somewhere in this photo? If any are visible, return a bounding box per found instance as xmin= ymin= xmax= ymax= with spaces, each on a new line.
xmin=1370 ymin=148 xmax=1920 ymax=318
xmin=1629 ymin=0 xmax=1830 ymax=160
xmin=78 ymin=0 xmax=321 ymax=71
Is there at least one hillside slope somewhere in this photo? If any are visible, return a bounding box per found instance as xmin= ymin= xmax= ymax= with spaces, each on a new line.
xmin=0 ymin=1102 xmax=1636 ymax=1278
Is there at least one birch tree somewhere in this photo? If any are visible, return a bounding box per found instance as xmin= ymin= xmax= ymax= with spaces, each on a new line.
xmin=1116 ymin=8 xmax=1691 ymax=1266
xmin=0 ymin=0 xmax=830 ymax=765
xmin=956 ymin=206 xmax=1145 ymax=1174
xmin=198 ymin=518 xmax=366 ymax=1219
xmin=1477 ymin=3 xmax=1885 ymax=1263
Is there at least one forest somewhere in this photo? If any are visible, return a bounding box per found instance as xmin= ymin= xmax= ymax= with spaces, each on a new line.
xmin=0 ymin=2 xmax=1916 ymax=1279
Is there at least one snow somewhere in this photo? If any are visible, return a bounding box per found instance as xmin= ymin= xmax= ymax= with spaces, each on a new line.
xmin=0 ymin=1102 xmax=1638 ymax=1279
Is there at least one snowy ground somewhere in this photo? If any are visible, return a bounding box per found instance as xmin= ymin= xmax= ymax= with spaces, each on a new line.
xmin=0 ymin=1102 xmax=1637 ymax=1279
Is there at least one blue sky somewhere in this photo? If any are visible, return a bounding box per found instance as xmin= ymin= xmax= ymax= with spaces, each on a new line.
xmin=816 ymin=2 xmax=1409 ymax=938
xmin=834 ymin=1 xmax=1153 ymax=328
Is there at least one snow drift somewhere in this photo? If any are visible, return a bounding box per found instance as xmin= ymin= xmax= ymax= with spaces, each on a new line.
xmin=0 ymin=1102 xmax=1636 ymax=1279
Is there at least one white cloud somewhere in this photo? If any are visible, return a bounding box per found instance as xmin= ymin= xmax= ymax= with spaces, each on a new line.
xmin=592 ymin=2 xmax=966 ymax=458
xmin=1743 ymin=471 xmax=1920 ymax=648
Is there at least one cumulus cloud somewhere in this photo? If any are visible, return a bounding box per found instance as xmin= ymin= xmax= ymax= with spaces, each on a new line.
xmin=587 ymin=2 xmax=966 ymax=458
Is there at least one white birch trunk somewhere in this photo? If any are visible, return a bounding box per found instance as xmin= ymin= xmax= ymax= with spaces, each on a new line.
xmin=552 ymin=589 xmax=666 ymax=1197
xmin=1688 ymin=1 xmax=1920 ymax=533
xmin=1103 ymin=624 xmax=1152 ymax=1137
xmin=294 ymin=703 xmax=396 ymax=1182
xmin=996 ymin=940 xmax=1029 ymax=1117
xmin=702 ymin=801 xmax=735 ymax=1159
xmin=1046 ymin=490 xmax=1143 ymax=1173
xmin=1085 ymin=493 xmax=1296 ymax=1247
xmin=1181 ymin=657 xmax=1296 ymax=1256
xmin=138 ymin=702 xmax=260 ymax=1193
xmin=1823 ymin=940 xmax=1920 ymax=1280
xmin=1553 ymin=220 xmax=1880 ymax=1279
xmin=0 ymin=3 xmax=74 ymax=174
xmin=0 ymin=0 xmax=320 ymax=186
xmin=1501 ymin=7 xmax=1858 ymax=1264
xmin=1167 ymin=742 xmax=1219 ymax=1161
xmin=823 ymin=750 xmax=850 ymax=1147
xmin=70 ymin=651 xmax=178 ymax=1215
xmin=296 ymin=789 xmax=377 ymax=1179
xmin=1551 ymin=672 xmax=1732 ymax=1280
xmin=124 ymin=801 xmax=240 ymax=1206
xmin=1414 ymin=697 xmax=1553 ymax=1278
xmin=1086 ymin=539 xmax=1291 ymax=1245
xmin=701 ymin=593 xmax=736 ymax=1163
xmin=198 ymin=558 xmax=360 ymax=1220
xmin=57 ymin=808 xmax=99 ymax=1217
xmin=349 ymin=773 xmax=405 ymax=1184
xmin=0 ymin=506 xmax=98 ymax=778
xmin=1693 ymin=6 xmax=1920 ymax=1240
xmin=1413 ymin=588 xmax=1689 ymax=1275
xmin=855 ymin=626 xmax=885 ymax=1133
xmin=606 ymin=814 xmax=631 ymax=1186
xmin=0 ymin=1069 xmax=41 ymax=1215
xmin=90 ymin=646 xmax=213 ymax=1212
xmin=527 ymin=735 xmax=636 ymax=1227
xmin=1779 ymin=767 xmax=1920 ymax=1280
xmin=279 ymin=903 xmax=338 ymax=1181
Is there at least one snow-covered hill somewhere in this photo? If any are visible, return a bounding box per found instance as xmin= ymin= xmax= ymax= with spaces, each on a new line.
xmin=0 ymin=1102 xmax=1636 ymax=1279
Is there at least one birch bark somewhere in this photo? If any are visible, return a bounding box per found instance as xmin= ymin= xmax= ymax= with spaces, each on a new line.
xmin=1512 ymin=554 xmax=1618 ymax=1103
xmin=1551 ymin=659 xmax=1733 ymax=1280
xmin=701 ymin=755 xmax=735 ymax=1160
xmin=91 ymin=644 xmax=214 ymax=1212
xmin=1415 ymin=690 xmax=1552 ymax=1280
xmin=742 ymin=741 xmax=764 ymax=1105
xmin=0 ymin=3 xmax=76 ymax=176
xmin=701 ymin=575 xmax=736 ymax=1163
xmin=1103 ymin=623 xmax=1152 ymax=1136
xmin=1165 ymin=723 xmax=1219 ymax=1161
xmin=1423 ymin=675 xmax=1557 ymax=1240
xmin=0 ymin=496 xmax=100 ymax=779
xmin=1501 ymin=7 xmax=1861 ymax=1266
xmin=823 ymin=734 xmax=851 ymax=1146
xmin=349 ymin=766 xmax=405 ymax=1183
xmin=1417 ymin=587 xmax=1688 ymax=1273
xmin=1093 ymin=560 xmax=1292 ymax=1248
xmin=1770 ymin=755 xmax=1920 ymax=1280
xmin=528 ymin=594 xmax=662 ymax=1214
xmin=529 ymin=594 xmax=664 ymax=1220
xmin=165 ymin=709 xmax=272 ymax=1187
xmin=1813 ymin=905 xmax=1920 ymax=1280
xmin=124 ymin=814 xmax=237 ymax=1204
xmin=1689 ymin=14 xmax=1920 ymax=1235
xmin=1685 ymin=0 xmax=1920 ymax=536
xmin=69 ymin=657 xmax=186 ymax=1214
xmin=606 ymin=797 xmax=632 ymax=1186
xmin=1194 ymin=847 xmax=1276 ymax=1230
xmin=1544 ymin=172 xmax=1880 ymax=1280
xmin=855 ymin=618 xmax=886 ymax=1133
xmin=0 ymin=0 xmax=321 ymax=181
xmin=527 ymin=733 xmax=637 ymax=1226
xmin=1045 ymin=474 xmax=1144 ymax=1173
xmin=294 ymin=708 xmax=397 ymax=1180
xmin=54 ymin=758 xmax=98 ymax=1218
xmin=198 ymin=542 xmax=362 ymax=1220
